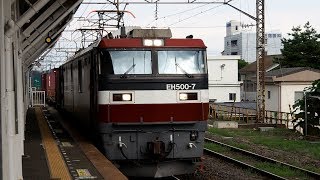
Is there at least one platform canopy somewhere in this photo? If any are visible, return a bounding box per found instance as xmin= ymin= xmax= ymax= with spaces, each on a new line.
xmin=15 ymin=0 xmax=82 ymax=68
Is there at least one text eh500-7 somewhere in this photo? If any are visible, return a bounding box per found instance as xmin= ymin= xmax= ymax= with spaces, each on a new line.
xmin=166 ymin=84 xmax=196 ymax=90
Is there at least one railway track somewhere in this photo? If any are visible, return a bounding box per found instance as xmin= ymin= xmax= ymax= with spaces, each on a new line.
xmin=171 ymin=175 xmax=180 ymax=180
xmin=204 ymin=137 xmax=320 ymax=180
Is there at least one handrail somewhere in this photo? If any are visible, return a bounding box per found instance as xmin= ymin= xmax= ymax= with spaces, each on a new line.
xmin=30 ymin=90 xmax=46 ymax=107
xmin=209 ymin=103 xmax=294 ymax=127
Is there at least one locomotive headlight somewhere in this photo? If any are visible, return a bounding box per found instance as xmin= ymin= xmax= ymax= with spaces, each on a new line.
xmin=143 ymin=39 xmax=164 ymax=46
xmin=179 ymin=92 xmax=198 ymax=101
xmin=179 ymin=93 xmax=188 ymax=100
xmin=190 ymin=131 xmax=198 ymax=141
xmin=113 ymin=93 xmax=132 ymax=101
xmin=143 ymin=39 xmax=153 ymax=46
xmin=153 ymin=39 xmax=164 ymax=46
xmin=122 ymin=94 xmax=132 ymax=101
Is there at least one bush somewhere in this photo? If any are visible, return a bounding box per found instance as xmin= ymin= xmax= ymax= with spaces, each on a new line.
xmin=292 ymin=79 xmax=320 ymax=136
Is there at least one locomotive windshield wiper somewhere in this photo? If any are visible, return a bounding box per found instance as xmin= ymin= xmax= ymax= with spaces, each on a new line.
xmin=175 ymin=63 xmax=193 ymax=78
xmin=120 ymin=64 xmax=136 ymax=78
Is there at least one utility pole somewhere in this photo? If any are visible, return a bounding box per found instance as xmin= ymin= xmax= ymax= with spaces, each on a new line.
xmin=256 ymin=0 xmax=265 ymax=122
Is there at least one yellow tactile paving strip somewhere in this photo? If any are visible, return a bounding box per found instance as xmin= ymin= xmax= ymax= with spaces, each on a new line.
xmin=35 ymin=107 xmax=71 ymax=180
xmin=60 ymin=115 xmax=128 ymax=180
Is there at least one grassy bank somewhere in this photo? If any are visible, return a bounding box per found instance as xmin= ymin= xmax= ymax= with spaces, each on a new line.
xmin=207 ymin=128 xmax=320 ymax=160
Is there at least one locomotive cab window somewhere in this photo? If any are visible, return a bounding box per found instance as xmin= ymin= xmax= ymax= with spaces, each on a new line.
xmin=100 ymin=50 xmax=152 ymax=75
xmin=158 ymin=50 xmax=206 ymax=74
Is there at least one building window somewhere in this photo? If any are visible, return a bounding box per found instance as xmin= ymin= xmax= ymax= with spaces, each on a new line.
xmin=273 ymin=34 xmax=277 ymax=38
xmin=268 ymin=34 xmax=272 ymax=38
xmin=235 ymin=26 xmax=238 ymax=30
xmin=265 ymin=37 xmax=268 ymax=45
xmin=268 ymin=91 xmax=271 ymax=99
xmin=277 ymin=34 xmax=282 ymax=38
xmin=294 ymin=91 xmax=304 ymax=102
xmin=229 ymin=93 xmax=236 ymax=101
xmin=231 ymin=40 xmax=238 ymax=47
xmin=227 ymin=42 xmax=229 ymax=46
xmin=231 ymin=52 xmax=238 ymax=55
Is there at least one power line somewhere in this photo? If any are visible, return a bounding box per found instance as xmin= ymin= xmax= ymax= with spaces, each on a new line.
xmin=46 ymin=0 xmax=236 ymax=68
xmin=145 ymin=2 xmax=211 ymax=27
xmin=168 ymin=4 xmax=224 ymax=26
xmin=69 ymin=0 xmax=91 ymax=27
xmin=82 ymin=0 xmax=234 ymax=5
xmin=170 ymin=26 xmax=226 ymax=28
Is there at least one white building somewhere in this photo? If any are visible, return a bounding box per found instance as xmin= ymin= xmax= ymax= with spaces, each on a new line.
xmin=223 ymin=20 xmax=283 ymax=62
xmin=264 ymin=67 xmax=320 ymax=113
xmin=208 ymin=56 xmax=241 ymax=102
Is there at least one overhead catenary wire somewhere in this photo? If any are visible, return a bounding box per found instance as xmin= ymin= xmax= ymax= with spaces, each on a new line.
xmin=68 ymin=0 xmax=118 ymax=46
xmin=38 ymin=0 xmax=238 ymax=71
xmin=145 ymin=2 xmax=211 ymax=27
xmin=82 ymin=0 xmax=234 ymax=5
xmin=144 ymin=0 xmax=236 ymax=27
xmin=168 ymin=4 xmax=224 ymax=27
xmin=49 ymin=0 xmax=237 ymax=58
xmin=170 ymin=25 xmax=226 ymax=28
xmin=43 ymin=0 xmax=123 ymax=70
xmin=69 ymin=0 xmax=92 ymax=27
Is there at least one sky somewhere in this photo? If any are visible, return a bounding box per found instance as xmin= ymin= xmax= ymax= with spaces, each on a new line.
xmin=38 ymin=0 xmax=320 ymax=70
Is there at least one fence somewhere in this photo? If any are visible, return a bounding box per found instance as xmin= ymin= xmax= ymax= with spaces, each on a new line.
xmin=30 ymin=89 xmax=46 ymax=107
xmin=209 ymin=103 xmax=294 ymax=128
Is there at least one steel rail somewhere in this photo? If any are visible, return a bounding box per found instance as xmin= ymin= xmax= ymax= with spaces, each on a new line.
xmin=205 ymin=138 xmax=320 ymax=179
xmin=171 ymin=175 xmax=180 ymax=180
xmin=203 ymin=148 xmax=286 ymax=180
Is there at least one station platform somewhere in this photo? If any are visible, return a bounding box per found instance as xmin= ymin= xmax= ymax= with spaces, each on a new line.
xmin=22 ymin=106 xmax=127 ymax=180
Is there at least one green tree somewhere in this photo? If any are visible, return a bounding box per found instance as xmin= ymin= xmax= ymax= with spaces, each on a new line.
xmin=238 ymin=59 xmax=248 ymax=70
xmin=238 ymin=59 xmax=248 ymax=81
xmin=292 ymin=79 xmax=320 ymax=136
xmin=277 ymin=22 xmax=320 ymax=69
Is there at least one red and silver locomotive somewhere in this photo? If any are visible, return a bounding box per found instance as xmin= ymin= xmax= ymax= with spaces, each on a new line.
xmin=58 ymin=28 xmax=208 ymax=177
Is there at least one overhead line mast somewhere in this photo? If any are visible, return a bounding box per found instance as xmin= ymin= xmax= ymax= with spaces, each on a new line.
xmin=224 ymin=0 xmax=265 ymax=122
xmin=255 ymin=0 xmax=265 ymax=122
